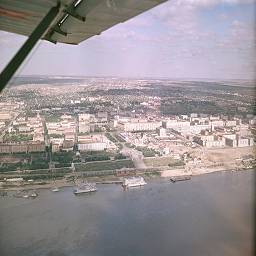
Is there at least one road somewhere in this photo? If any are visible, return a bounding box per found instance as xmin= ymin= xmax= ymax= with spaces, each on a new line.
xmin=121 ymin=145 xmax=146 ymax=169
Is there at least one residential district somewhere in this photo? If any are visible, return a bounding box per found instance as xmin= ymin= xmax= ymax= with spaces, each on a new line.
xmin=0 ymin=77 xmax=255 ymax=190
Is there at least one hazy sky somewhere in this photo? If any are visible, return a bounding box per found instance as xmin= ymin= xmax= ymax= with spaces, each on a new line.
xmin=0 ymin=0 xmax=255 ymax=79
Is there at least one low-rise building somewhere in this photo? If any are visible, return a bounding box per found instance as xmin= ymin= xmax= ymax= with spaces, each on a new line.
xmin=194 ymin=133 xmax=225 ymax=148
xmin=225 ymin=135 xmax=254 ymax=147
xmin=62 ymin=140 xmax=74 ymax=151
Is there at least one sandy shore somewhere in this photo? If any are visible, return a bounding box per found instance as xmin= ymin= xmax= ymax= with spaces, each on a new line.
xmin=160 ymin=166 xmax=252 ymax=177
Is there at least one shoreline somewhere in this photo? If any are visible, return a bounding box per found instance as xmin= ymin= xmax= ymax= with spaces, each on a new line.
xmin=0 ymin=167 xmax=254 ymax=192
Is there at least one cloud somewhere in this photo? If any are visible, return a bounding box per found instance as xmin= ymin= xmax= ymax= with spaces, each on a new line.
xmin=173 ymin=0 xmax=255 ymax=7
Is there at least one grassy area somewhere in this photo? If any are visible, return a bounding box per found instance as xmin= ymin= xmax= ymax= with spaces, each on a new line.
xmin=55 ymin=163 xmax=71 ymax=168
xmin=75 ymin=159 xmax=134 ymax=172
xmin=78 ymin=132 xmax=90 ymax=136
xmin=125 ymin=143 xmax=135 ymax=148
xmin=52 ymin=152 xmax=73 ymax=163
xmin=78 ymin=151 xmax=126 ymax=162
xmin=136 ymin=147 xmax=159 ymax=157
xmin=1 ymin=167 xmax=71 ymax=180
xmin=27 ymin=167 xmax=71 ymax=175
xmin=50 ymin=134 xmax=64 ymax=138
xmin=22 ymin=173 xmax=66 ymax=180
xmin=0 ymin=160 xmax=49 ymax=172
xmin=144 ymin=157 xmax=184 ymax=167
xmin=105 ymin=133 xmax=118 ymax=143
xmin=0 ymin=163 xmax=21 ymax=172
xmin=143 ymin=171 xmax=161 ymax=177
xmin=168 ymin=161 xmax=185 ymax=167
xmin=113 ymin=133 xmax=126 ymax=142
xmin=79 ymin=151 xmax=119 ymax=161
xmin=114 ymin=153 xmax=126 ymax=160
xmin=4 ymin=133 xmax=33 ymax=142
xmin=44 ymin=114 xmax=61 ymax=122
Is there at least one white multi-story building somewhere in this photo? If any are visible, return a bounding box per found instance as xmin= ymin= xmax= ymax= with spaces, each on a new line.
xmin=210 ymin=120 xmax=224 ymax=128
xmin=78 ymin=134 xmax=115 ymax=151
xmin=223 ymin=133 xmax=236 ymax=140
xmin=78 ymin=142 xmax=107 ymax=151
xmin=163 ymin=120 xmax=190 ymax=131
xmin=190 ymin=113 xmax=198 ymax=118
xmin=225 ymin=120 xmax=237 ymax=127
xmin=237 ymin=137 xmax=250 ymax=147
xmin=189 ymin=124 xmax=211 ymax=134
xmin=210 ymin=115 xmax=220 ymax=121
xmin=0 ymin=112 xmax=12 ymax=121
xmin=18 ymin=126 xmax=31 ymax=132
xmin=123 ymin=120 xmax=161 ymax=132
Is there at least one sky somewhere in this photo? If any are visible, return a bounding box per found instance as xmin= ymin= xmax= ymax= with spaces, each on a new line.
xmin=0 ymin=0 xmax=255 ymax=80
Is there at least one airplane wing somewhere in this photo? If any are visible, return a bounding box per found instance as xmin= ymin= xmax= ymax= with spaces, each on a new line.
xmin=0 ymin=0 xmax=167 ymax=45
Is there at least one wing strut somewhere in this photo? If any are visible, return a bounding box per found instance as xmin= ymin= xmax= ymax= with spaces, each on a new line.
xmin=0 ymin=3 xmax=60 ymax=92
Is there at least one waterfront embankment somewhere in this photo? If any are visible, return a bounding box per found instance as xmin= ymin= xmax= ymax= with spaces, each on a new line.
xmin=0 ymin=166 xmax=253 ymax=191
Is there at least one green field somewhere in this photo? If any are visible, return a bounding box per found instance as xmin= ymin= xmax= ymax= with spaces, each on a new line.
xmin=136 ymin=146 xmax=159 ymax=157
xmin=75 ymin=159 xmax=134 ymax=172
xmin=105 ymin=133 xmax=118 ymax=143
xmin=4 ymin=133 xmax=33 ymax=142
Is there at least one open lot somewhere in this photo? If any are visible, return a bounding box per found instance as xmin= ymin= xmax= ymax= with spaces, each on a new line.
xmin=144 ymin=156 xmax=184 ymax=167
xmin=204 ymin=147 xmax=254 ymax=163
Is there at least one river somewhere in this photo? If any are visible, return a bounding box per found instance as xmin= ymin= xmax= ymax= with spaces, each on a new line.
xmin=0 ymin=170 xmax=254 ymax=256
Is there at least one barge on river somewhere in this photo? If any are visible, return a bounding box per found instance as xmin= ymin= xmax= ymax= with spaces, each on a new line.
xmin=170 ymin=176 xmax=191 ymax=183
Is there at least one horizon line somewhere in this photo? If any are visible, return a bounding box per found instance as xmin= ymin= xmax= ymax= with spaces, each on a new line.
xmin=14 ymin=75 xmax=255 ymax=82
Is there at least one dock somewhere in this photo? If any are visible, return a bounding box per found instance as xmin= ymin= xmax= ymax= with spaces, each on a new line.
xmin=95 ymin=180 xmax=122 ymax=185
xmin=170 ymin=175 xmax=191 ymax=183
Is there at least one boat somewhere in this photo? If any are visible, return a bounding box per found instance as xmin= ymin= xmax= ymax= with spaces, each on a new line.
xmin=73 ymin=183 xmax=97 ymax=195
xmin=29 ymin=191 xmax=38 ymax=198
xmin=50 ymin=171 xmax=60 ymax=192
xmin=0 ymin=191 xmax=7 ymax=197
xmin=52 ymin=187 xmax=60 ymax=192
xmin=170 ymin=175 xmax=191 ymax=183
xmin=122 ymin=176 xmax=147 ymax=188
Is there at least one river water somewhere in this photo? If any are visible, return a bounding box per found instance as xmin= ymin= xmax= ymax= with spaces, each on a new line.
xmin=0 ymin=170 xmax=254 ymax=256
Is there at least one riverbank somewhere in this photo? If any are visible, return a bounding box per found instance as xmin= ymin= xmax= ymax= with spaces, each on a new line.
xmin=0 ymin=167 xmax=254 ymax=192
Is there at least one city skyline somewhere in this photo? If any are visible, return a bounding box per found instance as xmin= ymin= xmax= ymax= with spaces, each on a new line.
xmin=0 ymin=0 xmax=255 ymax=80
